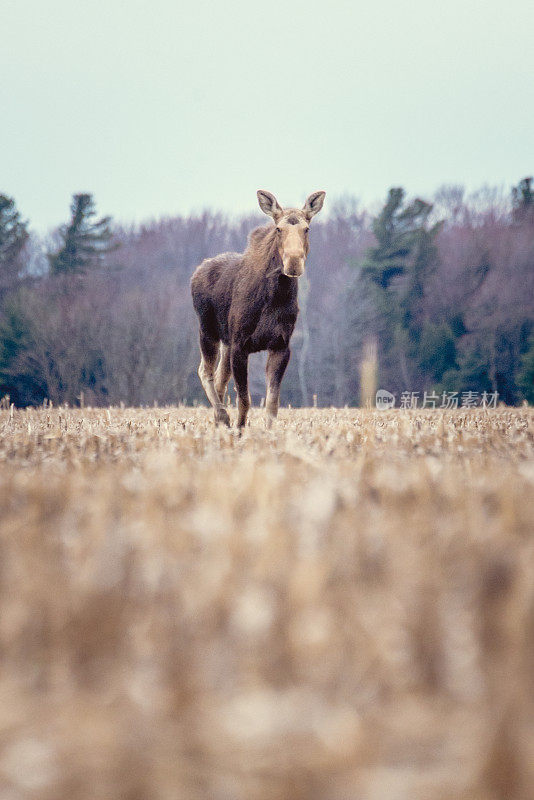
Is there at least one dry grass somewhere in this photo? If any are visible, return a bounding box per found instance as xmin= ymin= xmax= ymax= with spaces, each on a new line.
xmin=1 ymin=405 xmax=534 ymax=800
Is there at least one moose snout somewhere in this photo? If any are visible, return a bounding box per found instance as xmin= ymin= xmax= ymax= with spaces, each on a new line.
xmin=283 ymin=255 xmax=305 ymax=277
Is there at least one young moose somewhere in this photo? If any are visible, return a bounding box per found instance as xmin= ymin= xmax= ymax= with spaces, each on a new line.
xmin=191 ymin=190 xmax=325 ymax=428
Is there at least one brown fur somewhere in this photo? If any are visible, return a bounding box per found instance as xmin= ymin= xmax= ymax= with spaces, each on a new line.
xmin=191 ymin=192 xmax=325 ymax=427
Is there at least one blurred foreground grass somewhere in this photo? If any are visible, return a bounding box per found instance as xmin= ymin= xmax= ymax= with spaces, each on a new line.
xmin=1 ymin=406 xmax=533 ymax=800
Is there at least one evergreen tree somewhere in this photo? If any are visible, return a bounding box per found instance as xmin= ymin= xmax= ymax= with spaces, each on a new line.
xmin=0 ymin=293 xmax=46 ymax=405
xmin=361 ymin=188 xmax=411 ymax=290
xmin=48 ymin=193 xmax=116 ymax=275
xmin=360 ymin=188 xmax=445 ymax=389
xmin=512 ymin=176 xmax=534 ymax=224
xmin=0 ymin=194 xmax=29 ymax=294
xmin=517 ymin=333 xmax=534 ymax=403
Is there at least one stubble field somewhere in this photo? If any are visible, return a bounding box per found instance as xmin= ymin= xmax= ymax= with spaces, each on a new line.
xmin=1 ymin=405 xmax=534 ymax=800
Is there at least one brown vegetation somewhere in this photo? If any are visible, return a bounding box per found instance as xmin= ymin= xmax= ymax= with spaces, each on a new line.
xmin=1 ymin=405 xmax=534 ymax=799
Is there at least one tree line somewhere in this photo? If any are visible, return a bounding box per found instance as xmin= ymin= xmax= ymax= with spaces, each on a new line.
xmin=0 ymin=180 xmax=533 ymax=408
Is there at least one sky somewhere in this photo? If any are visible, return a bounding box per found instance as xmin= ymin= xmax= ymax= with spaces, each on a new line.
xmin=2 ymin=0 xmax=533 ymax=231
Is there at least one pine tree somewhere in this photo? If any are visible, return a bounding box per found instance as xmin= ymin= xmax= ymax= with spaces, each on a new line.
xmin=517 ymin=333 xmax=534 ymax=403
xmin=0 ymin=194 xmax=29 ymax=294
xmin=362 ymin=189 xmax=441 ymax=303
xmin=360 ymin=188 xmax=446 ymax=389
xmin=361 ymin=188 xmax=411 ymax=290
xmin=0 ymin=296 xmax=46 ymax=406
xmin=48 ymin=193 xmax=116 ymax=275
xmin=511 ymin=177 xmax=534 ymax=224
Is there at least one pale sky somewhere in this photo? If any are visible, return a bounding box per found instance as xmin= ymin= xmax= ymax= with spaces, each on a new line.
xmin=2 ymin=0 xmax=533 ymax=231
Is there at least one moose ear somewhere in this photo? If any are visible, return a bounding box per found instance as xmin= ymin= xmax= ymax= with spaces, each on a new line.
xmin=303 ymin=190 xmax=326 ymax=220
xmin=257 ymin=190 xmax=283 ymax=221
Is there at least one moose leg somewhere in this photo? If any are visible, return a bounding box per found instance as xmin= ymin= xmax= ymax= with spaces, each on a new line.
xmin=214 ymin=343 xmax=231 ymax=403
xmin=231 ymin=346 xmax=251 ymax=428
xmin=265 ymin=347 xmax=290 ymax=427
xmin=198 ymin=333 xmax=230 ymax=426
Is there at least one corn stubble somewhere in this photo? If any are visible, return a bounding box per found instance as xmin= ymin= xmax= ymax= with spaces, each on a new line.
xmin=1 ymin=405 xmax=533 ymax=800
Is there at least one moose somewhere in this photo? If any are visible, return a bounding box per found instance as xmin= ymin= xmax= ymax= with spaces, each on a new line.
xmin=191 ymin=190 xmax=325 ymax=428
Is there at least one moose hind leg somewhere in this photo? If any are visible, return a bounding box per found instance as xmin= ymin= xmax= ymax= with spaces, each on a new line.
xmin=215 ymin=343 xmax=231 ymax=403
xmin=198 ymin=333 xmax=230 ymax=426
xmin=265 ymin=347 xmax=290 ymax=427
xmin=231 ymin=346 xmax=251 ymax=429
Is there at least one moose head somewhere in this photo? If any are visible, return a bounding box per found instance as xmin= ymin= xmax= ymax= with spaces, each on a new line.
xmin=257 ymin=190 xmax=325 ymax=277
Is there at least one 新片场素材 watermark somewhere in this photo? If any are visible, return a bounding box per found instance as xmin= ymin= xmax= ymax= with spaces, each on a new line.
xmin=375 ymin=389 xmax=499 ymax=410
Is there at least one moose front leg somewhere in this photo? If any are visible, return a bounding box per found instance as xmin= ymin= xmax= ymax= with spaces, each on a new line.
xmin=198 ymin=333 xmax=230 ymax=426
xmin=231 ymin=346 xmax=251 ymax=428
xmin=215 ymin=343 xmax=231 ymax=403
xmin=265 ymin=347 xmax=290 ymax=427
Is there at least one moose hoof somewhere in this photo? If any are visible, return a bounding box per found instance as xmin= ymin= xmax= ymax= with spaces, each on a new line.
xmin=214 ymin=407 xmax=231 ymax=427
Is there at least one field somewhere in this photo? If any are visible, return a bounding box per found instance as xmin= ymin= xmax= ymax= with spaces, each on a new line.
xmin=1 ymin=404 xmax=534 ymax=800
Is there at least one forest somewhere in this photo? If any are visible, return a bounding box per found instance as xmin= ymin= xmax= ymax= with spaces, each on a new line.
xmin=1 ymin=179 xmax=533 ymax=408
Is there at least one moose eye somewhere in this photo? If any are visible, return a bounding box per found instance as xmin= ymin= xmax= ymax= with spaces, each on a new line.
xmin=276 ymin=226 xmax=282 ymax=233
xmin=304 ymin=227 xmax=310 ymax=234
